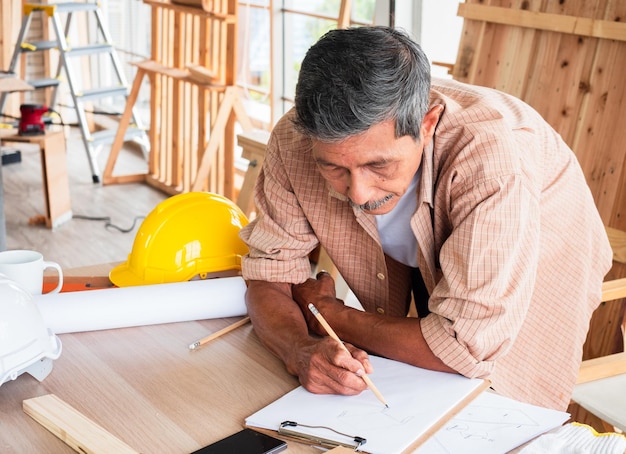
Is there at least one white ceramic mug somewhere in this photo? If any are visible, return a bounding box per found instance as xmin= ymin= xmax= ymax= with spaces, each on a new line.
xmin=0 ymin=250 xmax=63 ymax=295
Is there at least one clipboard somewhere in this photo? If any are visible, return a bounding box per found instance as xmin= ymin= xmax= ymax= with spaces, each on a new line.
xmin=245 ymin=355 xmax=490 ymax=454
xmin=277 ymin=420 xmax=367 ymax=450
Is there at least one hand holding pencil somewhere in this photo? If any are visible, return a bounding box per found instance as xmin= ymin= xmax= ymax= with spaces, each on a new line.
xmin=307 ymin=303 xmax=389 ymax=408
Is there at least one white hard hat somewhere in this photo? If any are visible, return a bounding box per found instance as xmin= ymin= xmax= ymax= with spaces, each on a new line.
xmin=0 ymin=273 xmax=62 ymax=386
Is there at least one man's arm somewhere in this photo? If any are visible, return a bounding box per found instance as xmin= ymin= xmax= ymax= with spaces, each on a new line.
xmin=291 ymin=273 xmax=456 ymax=374
xmin=245 ymin=279 xmax=375 ymax=395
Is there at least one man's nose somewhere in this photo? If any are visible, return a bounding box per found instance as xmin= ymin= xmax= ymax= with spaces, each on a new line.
xmin=347 ymin=172 xmax=372 ymax=206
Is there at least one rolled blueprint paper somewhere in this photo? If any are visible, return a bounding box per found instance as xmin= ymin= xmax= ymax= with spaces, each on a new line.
xmin=33 ymin=276 xmax=247 ymax=334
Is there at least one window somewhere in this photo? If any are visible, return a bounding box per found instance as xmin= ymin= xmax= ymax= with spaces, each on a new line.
xmin=237 ymin=0 xmax=376 ymax=129
xmin=102 ymin=1 xmax=462 ymax=131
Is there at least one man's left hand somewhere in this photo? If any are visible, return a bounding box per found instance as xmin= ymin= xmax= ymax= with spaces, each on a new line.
xmin=292 ymin=271 xmax=344 ymax=336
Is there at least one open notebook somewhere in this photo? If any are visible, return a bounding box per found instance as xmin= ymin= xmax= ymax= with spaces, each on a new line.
xmin=246 ymin=355 xmax=489 ymax=453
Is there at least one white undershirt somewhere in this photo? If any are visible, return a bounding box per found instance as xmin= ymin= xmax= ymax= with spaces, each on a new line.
xmin=375 ymin=170 xmax=420 ymax=267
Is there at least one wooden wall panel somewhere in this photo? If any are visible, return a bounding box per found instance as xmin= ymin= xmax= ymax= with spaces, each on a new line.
xmin=454 ymin=0 xmax=626 ymax=230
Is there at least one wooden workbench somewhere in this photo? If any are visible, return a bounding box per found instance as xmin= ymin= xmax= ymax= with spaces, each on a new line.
xmin=0 ymin=129 xmax=72 ymax=229
xmin=2 ymin=265 xmax=568 ymax=453
xmin=0 ymin=265 xmax=316 ymax=453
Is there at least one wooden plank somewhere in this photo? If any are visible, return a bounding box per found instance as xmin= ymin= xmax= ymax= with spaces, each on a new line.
xmin=458 ymin=3 xmax=626 ymax=41
xmin=224 ymin=0 xmax=236 ymax=86
xmin=521 ymin=1 xmax=600 ymax=146
xmin=0 ymin=77 xmax=33 ymax=92
xmin=0 ymin=0 xmax=12 ymax=69
xmin=191 ymin=87 xmax=236 ymax=192
xmin=572 ymin=38 xmax=626 ymax=220
xmin=23 ymin=394 xmax=139 ymax=454
xmin=576 ymin=352 xmax=626 ymax=384
xmin=602 ymin=277 xmax=626 ymax=302
xmin=478 ymin=18 xmax=537 ymax=96
xmin=606 ymin=226 xmax=626 ymax=265
xmin=144 ymin=0 xmax=230 ymax=19
xmin=196 ymin=16 xmax=210 ymax=189
xmin=186 ymin=63 xmax=216 ymax=84
xmin=451 ymin=0 xmax=489 ymax=83
xmin=39 ymin=131 xmax=71 ymax=228
xmin=337 ymin=0 xmax=352 ymax=29
xmin=453 ymin=0 xmax=543 ymax=86
xmin=102 ymin=66 xmax=148 ymax=185
xmin=236 ymin=130 xmax=269 ymax=216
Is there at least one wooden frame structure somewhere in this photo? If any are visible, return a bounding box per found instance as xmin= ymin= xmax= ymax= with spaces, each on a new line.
xmin=103 ymin=0 xmax=252 ymax=199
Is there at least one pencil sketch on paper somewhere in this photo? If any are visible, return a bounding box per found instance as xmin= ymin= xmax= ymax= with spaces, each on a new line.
xmin=416 ymin=392 xmax=570 ymax=454
xmin=246 ymin=355 xmax=494 ymax=454
xmin=443 ymin=405 xmax=541 ymax=443
xmin=336 ymin=405 xmax=416 ymax=432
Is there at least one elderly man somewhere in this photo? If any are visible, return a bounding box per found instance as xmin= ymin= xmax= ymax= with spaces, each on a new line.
xmin=239 ymin=26 xmax=612 ymax=410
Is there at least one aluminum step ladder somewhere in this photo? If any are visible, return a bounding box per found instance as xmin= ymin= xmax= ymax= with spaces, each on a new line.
xmin=0 ymin=2 xmax=149 ymax=183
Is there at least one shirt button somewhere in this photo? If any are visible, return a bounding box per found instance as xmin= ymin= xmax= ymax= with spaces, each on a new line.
xmin=376 ymin=273 xmax=385 ymax=280
xmin=376 ymin=307 xmax=385 ymax=314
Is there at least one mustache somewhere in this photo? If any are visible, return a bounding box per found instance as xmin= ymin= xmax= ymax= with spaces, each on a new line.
xmin=349 ymin=194 xmax=394 ymax=211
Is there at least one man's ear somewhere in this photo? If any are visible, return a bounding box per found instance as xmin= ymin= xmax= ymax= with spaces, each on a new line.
xmin=420 ymin=104 xmax=444 ymax=142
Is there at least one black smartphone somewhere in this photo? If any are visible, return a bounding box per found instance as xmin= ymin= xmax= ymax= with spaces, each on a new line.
xmin=191 ymin=428 xmax=287 ymax=454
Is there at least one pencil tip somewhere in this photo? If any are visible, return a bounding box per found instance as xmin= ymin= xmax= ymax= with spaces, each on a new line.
xmin=385 ymin=404 xmax=389 ymax=408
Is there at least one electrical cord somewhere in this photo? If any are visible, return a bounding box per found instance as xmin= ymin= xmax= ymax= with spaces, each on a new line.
xmin=56 ymin=102 xmax=124 ymax=117
xmin=72 ymin=214 xmax=145 ymax=233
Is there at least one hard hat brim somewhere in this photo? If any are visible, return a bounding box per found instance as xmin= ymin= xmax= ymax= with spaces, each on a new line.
xmin=109 ymin=261 xmax=141 ymax=288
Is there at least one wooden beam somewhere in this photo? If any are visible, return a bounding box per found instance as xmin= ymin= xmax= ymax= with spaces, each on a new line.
xmin=576 ymin=352 xmax=626 ymax=384
xmin=337 ymin=0 xmax=352 ymax=29
xmin=23 ymin=394 xmax=139 ymax=454
xmin=607 ymin=227 xmax=626 ymax=265
xmin=601 ymin=277 xmax=626 ymax=303
xmin=458 ymin=3 xmax=626 ymax=42
xmin=190 ymin=86 xmax=253 ymax=194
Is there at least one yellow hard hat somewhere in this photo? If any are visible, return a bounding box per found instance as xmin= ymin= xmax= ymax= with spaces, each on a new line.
xmin=109 ymin=192 xmax=249 ymax=287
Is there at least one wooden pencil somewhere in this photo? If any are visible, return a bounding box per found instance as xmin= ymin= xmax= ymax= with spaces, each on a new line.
xmin=307 ymin=303 xmax=389 ymax=408
xmin=188 ymin=316 xmax=251 ymax=350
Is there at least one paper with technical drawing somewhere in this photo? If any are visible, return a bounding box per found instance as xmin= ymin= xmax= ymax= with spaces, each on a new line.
xmin=245 ymin=355 xmax=487 ymax=454
xmin=416 ymin=391 xmax=570 ymax=453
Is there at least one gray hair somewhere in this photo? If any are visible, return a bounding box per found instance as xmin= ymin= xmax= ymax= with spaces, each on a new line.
xmin=293 ymin=26 xmax=431 ymax=142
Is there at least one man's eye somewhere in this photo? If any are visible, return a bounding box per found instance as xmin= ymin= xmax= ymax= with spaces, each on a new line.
xmin=369 ymin=163 xmax=394 ymax=175
xmin=328 ymin=167 xmax=346 ymax=175
xmin=318 ymin=162 xmax=339 ymax=171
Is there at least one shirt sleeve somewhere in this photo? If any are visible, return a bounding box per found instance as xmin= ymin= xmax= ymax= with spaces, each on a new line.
xmin=421 ymin=170 xmax=541 ymax=379
xmin=239 ymin=124 xmax=320 ymax=284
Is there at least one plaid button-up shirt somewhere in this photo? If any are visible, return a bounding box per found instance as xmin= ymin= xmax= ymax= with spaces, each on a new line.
xmin=240 ymin=78 xmax=613 ymax=410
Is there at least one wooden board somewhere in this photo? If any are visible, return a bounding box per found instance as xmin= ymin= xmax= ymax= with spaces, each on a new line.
xmin=23 ymin=394 xmax=139 ymax=454
xmin=0 ymin=77 xmax=34 ymax=93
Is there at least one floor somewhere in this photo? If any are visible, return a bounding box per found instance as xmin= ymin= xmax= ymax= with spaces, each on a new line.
xmin=1 ymin=125 xmax=167 ymax=270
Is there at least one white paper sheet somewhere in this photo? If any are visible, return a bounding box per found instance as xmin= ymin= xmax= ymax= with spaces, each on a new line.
xmin=246 ymin=355 xmax=486 ymax=454
xmin=33 ymin=277 xmax=248 ymax=334
xmin=416 ymin=391 xmax=570 ymax=454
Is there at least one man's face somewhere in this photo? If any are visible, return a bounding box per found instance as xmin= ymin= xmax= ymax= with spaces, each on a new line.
xmin=311 ymin=119 xmax=424 ymax=215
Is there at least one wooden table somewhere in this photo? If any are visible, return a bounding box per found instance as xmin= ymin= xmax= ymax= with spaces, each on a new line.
xmin=0 ymin=267 xmax=317 ymax=453
xmin=1 ymin=265 xmax=564 ymax=454
xmin=0 ymin=129 xmax=72 ymax=228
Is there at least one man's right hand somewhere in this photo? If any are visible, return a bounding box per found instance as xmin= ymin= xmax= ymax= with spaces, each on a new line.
xmin=245 ymin=279 xmax=372 ymax=397
xmin=289 ymin=335 xmax=371 ymax=395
